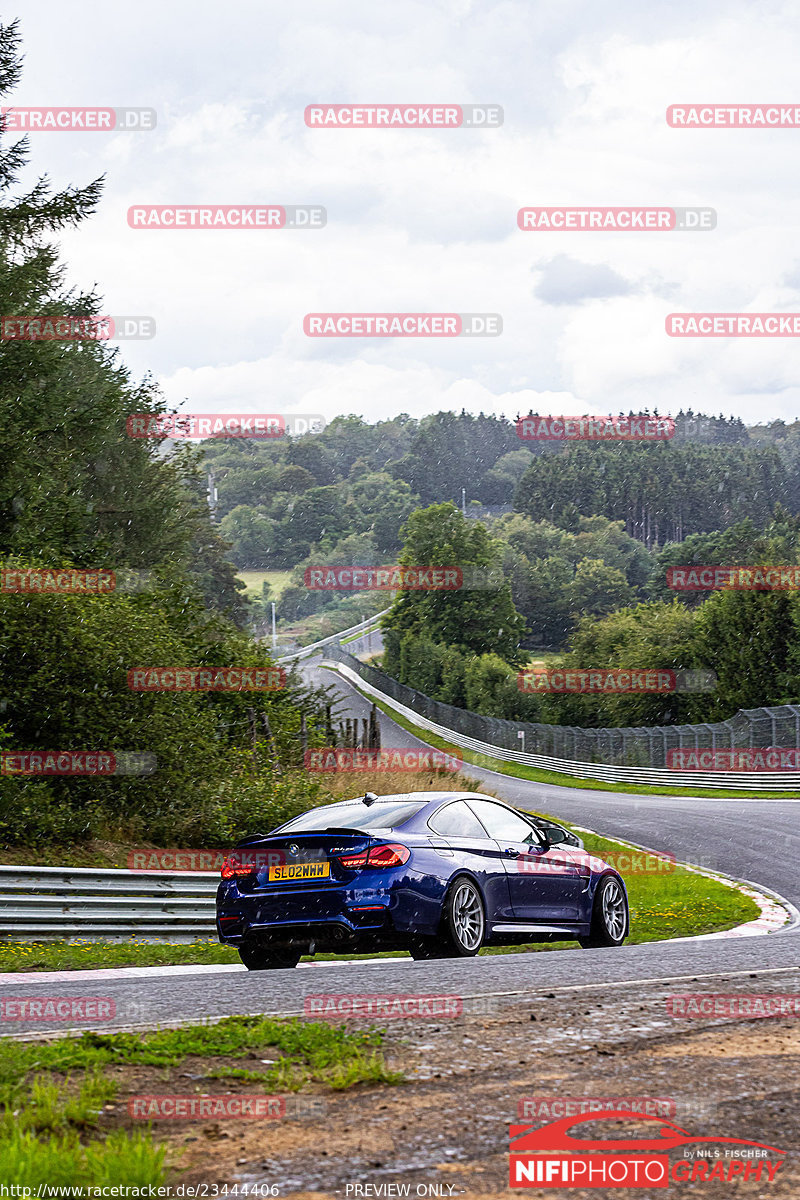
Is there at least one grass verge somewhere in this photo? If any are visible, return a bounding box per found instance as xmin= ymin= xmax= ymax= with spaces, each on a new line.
xmin=236 ymin=569 xmax=293 ymax=599
xmin=0 ymin=1015 xmax=401 ymax=1188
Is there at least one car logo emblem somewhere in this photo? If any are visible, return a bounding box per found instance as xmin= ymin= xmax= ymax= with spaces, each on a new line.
xmin=287 ymin=844 xmax=300 ymax=858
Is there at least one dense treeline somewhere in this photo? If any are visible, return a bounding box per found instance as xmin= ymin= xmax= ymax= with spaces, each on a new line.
xmin=209 ymin=409 xmax=787 ymax=582
xmin=513 ymin=442 xmax=787 ymax=547
xmin=0 ymin=23 xmax=328 ymax=846
xmin=209 ymin=411 xmax=541 ymax=572
xmin=380 ymin=507 xmax=800 ymax=729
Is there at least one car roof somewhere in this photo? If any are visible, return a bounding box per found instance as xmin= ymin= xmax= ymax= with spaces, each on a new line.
xmin=337 ymin=791 xmax=501 ymax=806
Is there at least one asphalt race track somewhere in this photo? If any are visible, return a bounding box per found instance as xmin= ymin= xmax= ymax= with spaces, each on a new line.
xmin=1 ymin=642 xmax=798 ymax=1040
xmin=306 ymin=645 xmax=800 ymax=914
xmin=1 ymin=936 xmax=800 ymax=1038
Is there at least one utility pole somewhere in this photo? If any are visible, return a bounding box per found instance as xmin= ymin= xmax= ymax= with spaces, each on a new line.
xmin=271 ymin=601 xmax=277 ymax=650
xmin=461 ymin=486 xmax=466 ymax=516
xmin=206 ymin=469 xmax=218 ymax=522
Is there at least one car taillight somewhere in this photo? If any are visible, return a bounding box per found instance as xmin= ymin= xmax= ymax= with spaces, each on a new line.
xmin=221 ymin=856 xmax=256 ymax=880
xmin=337 ymin=850 xmax=369 ymax=870
xmin=338 ymin=843 xmax=411 ymax=870
xmin=367 ymin=843 xmax=410 ymax=868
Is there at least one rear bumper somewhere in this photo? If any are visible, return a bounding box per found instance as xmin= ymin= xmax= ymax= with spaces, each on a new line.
xmin=216 ymin=868 xmax=444 ymax=948
xmin=217 ymin=912 xmax=389 ymax=950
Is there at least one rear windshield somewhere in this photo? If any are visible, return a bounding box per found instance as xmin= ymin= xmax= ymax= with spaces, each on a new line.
xmin=276 ymin=802 xmax=425 ymax=833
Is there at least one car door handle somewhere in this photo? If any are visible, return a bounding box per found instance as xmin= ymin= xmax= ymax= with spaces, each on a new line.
xmin=503 ymin=848 xmax=520 ymax=857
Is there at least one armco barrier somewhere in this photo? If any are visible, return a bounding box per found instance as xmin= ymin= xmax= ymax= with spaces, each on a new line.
xmin=0 ymin=866 xmax=217 ymax=943
xmin=323 ymin=648 xmax=800 ymax=791
xmin=276 ymin=608 xmax=389 ymax=664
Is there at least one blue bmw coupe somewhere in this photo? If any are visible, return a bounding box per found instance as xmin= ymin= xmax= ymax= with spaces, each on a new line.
xmin=216 ymin=790 xmax=629 ymax=969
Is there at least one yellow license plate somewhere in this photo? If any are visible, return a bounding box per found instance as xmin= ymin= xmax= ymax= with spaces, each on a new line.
xmin=269 ymin=862 xmax=330 ymax=882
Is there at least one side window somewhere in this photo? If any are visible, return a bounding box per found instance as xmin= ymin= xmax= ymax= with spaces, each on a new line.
xmin=428 ymin=801 xmax=488 ymax=839
xmin=467 ymin=800 xmax=542 ymax=844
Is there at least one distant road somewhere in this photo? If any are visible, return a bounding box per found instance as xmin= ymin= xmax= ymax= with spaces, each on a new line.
xmin=303 ymin=652 xmax=800 ymax=915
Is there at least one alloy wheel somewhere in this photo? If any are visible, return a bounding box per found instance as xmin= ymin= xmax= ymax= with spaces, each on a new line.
xmin=451 ymin=880 xmax=484 ymax=951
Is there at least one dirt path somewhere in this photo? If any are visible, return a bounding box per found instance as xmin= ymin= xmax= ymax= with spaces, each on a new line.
xmin=100 ymin=972 xmax=800 ymax=1196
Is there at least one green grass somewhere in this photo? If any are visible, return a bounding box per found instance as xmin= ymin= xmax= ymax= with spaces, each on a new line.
xmin=0 ymin=938 xmax=242 ymax=973
xmin=0 ymin=1127 xmax=168 ymax=1190
xmin=0 ymin=1015 xmax=400 ymax=1093
xmin=0 ymin=1015 xmax=401 ymax=1190
xmin=340 ymin=624 xmax=381 ymax=645
xmin=0 ymin=937 xmax=412 ymax=973
xmin=0 ymin=1053 xmax=167 ymax=1189
xmin=524 ymin=652 xmax=564 ymax=669
xmin=333 ymin=670 xmax=800 ymax=800
xmin=2 ymin=1071 xmax=117 ymax=1136
xmin=237 ymin=569 xmax=293 ymax=599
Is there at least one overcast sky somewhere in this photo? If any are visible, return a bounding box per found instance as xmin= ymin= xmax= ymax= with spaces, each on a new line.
xmin=10 ymin=0 xmax=800 ymax=427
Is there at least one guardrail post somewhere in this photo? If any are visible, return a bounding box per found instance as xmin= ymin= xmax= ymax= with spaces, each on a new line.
xmin=300 ymin=712 xmax=308 ymax=757
xmin=369 ymin=703 xmax=380 ymax=750
xmin=260 ymin=711 xmax=283 ymax=775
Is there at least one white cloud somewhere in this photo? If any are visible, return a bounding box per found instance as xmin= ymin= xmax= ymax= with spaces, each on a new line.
xmin=11 ymin=0 xmax=800 ymax=427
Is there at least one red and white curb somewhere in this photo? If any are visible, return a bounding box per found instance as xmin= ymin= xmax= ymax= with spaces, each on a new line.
xmin=700 ymin=888 xmax=786 ymax=940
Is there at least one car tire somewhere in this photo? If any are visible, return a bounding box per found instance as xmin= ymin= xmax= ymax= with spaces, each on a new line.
xmin=579 ymin=875 xmax=628 ymax=948
xmin=238 ymin=942 xmax=302 ymax=970
xmin=439 ymin=876 xmax=485 ymax=957
xmin=408 ymin=937 xmax=448 ymax=960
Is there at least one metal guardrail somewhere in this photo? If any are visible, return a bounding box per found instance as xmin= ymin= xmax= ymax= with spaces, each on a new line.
xmin=0 ymin=866 xmax=218 ymax=943
xmin=324 ymin=657 xmax=800 ymax=791
xmin=276 ymin=609 xmax=389 ymax=664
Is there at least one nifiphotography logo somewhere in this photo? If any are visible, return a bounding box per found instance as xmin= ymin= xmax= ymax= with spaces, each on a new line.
xmin=508 ymin=1111 xmax=785 ymax=1188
